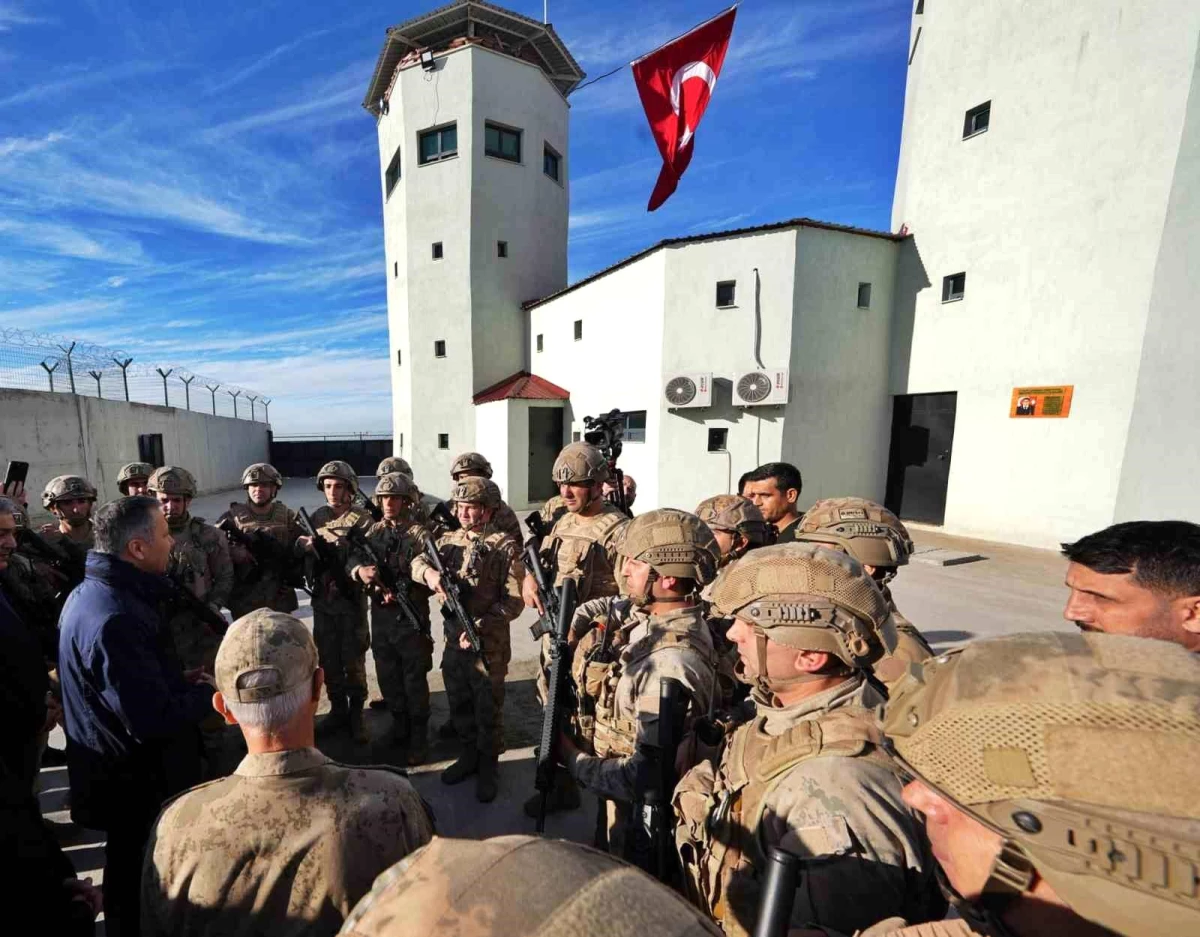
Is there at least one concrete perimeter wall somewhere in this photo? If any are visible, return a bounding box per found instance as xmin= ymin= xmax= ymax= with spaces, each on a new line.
xmin=0 ymin=388 xmax=270 ymax=520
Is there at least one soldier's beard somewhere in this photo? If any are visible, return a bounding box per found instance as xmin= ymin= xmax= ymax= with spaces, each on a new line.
xmin=166 ymin=513 xmax=189 ymax=531
xmin=65 ymin=515 xmax=90 ymax=529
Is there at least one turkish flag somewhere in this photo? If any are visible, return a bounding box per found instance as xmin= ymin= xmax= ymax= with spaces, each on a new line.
xmin=632 ymin=7 xmax=737 ymax=211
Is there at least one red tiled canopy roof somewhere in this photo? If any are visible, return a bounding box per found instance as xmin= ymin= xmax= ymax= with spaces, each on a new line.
xmin=473 ymin=370 xmax=569 ymax=405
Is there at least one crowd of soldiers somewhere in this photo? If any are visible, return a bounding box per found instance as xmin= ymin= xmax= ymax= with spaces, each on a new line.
xmin=1 ymin=442 xmax=1197 ymax=937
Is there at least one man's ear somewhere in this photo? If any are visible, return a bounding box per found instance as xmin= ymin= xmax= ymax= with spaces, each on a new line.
xmin=1176 ymin=595 xmax=1200 ymax=635
xmin=311 ymin=668 xmax=325 ymax=702
xmin=792 ymin=649 xmax=831 ymax=674
xmin=213 ymin=691 xmax=239 ymax=726
xmin=785 ymin=488 xmax=800 ymax=507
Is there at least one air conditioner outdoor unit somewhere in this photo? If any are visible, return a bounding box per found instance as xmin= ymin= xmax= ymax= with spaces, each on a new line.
xmin=663 ymin=372 xmax=713 ymax=409
xmin=733 ymin=368 xmax=790 ymax=407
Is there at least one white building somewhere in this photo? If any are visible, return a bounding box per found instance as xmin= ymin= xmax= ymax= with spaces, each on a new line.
xmin=366 ymin=0 xmax=1200 ymax=548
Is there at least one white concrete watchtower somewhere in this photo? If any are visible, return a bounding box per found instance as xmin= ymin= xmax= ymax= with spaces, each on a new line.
xmin=363 ymin=1 xmax=584 ymax=495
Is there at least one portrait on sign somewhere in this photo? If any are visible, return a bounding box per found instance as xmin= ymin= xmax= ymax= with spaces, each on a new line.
xmin=1009 ymin=386 xmax=1073 ymax=419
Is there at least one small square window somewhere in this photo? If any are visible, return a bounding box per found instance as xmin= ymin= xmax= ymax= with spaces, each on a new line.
xmin=963 ymin=101 xmax=990 ymax=139
xmin=543 ymin=144 xmax=561 ymax=182
xmin=497 ymin=240 xmax=508 ymax=258
xmin=573 ymin=319 xmax=582 ymax=341
xmin=484 ymin=122 xmax=522 ymax=163
xmin=384 ymin=147 xmax=401 ymax=197
xmin=432 ymin=242 xmax=443 ymax=260
xmin=438 ymin=433 xmax=449 ymax=449
xmin=716 ymin=280 xmax=736 ymax=307
xmin=393 ymin=261 xmax=398 ymax=279
xmin=942 ymin=272 xmax=966 ymax=302
xmin=915 ymin=0 xmax=924 ymax=12
xmin=572 ymin=430 xmax=582 ymax=442
xmin=434 ymin=339 xmax=446 ymax=357
xmin=396 ymin=349 xmax=402 ymax=366
xmin=536 ymin=333 xmax=544 ymax=353
xmin=857 ymin=282 xmax=872 ymax=308
xmin=418 ymin=123 xmax=458 ymax=164
xmin=707 ymin=428 xmax=728 ymax=452
xmin=623 ymin=410 xmax=647 ymax=444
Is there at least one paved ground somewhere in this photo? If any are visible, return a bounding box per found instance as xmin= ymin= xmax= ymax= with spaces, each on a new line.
xmin=43 ymin=480 xmax=1075 ymax=931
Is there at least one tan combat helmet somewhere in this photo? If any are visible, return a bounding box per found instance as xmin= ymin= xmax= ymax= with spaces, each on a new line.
xmin=551 ymin=442 xmax=610 ymax=485
xmin=695 ymin=494 xmax=771 ymax=562
xmin=241 ymin=462 xmax=283 ymax=489
xmin=374 ymin=471 xmax=418 ymax=504
xmin=796 ymin=497 xmax=913 ymax=576
xmin=711 ymin=542 xmax=895 ymax=692
xmin=621 ymin=508 xmax=720 ymax=605
xmin=882 ymin=632 xmax=1200 ymax=937
xmin=376 ymin=457 xmax=412 ymax=479
xmin=450 ymin=451 xmax=493 ymax=479
xmin=116 ymin=462 xmax=155 ymax=494
xmin=147 ymin=466 xmax=197 ymax=498
xmin=42 ymin=475 xmax=98 ymax=508
xmin=451 ymin=476 xmax=500 ymax=508
xmin=316 ymin=460 xmax=358 ymax=493
xmin=339 ymin=835 xmax=722 ymax=937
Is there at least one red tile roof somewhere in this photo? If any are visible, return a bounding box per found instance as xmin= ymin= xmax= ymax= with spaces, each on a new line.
xmin=473 ymin=370 xmax=569 ymax=405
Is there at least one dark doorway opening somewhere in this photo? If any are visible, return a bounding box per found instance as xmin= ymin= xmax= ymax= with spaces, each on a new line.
xmin=137 ymin=433 xmax=165 ymax=468
xmin=527 ymin=407 xmax=564 ymax=503
xmin=884 ymin=392 xmax=957 ymax=525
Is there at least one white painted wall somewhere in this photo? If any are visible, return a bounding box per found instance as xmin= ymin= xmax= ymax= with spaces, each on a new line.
xmin=379 ymin=44 xmax=570 ymax=496
xmin=474 ymin=398 xmax=510 ymax=501
xmin=0 ymin=388 xmax=269 ymax=521
xmin=891 ymin=0 xmax=1200 ymax=546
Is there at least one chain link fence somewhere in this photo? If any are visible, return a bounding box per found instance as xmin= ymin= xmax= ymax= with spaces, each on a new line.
xmin=0 ymin=328 xmax=269 ymax=421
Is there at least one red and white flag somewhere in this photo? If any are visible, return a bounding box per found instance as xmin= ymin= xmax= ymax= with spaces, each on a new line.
xmin=632 ymin=6 xmax=737 ymax=211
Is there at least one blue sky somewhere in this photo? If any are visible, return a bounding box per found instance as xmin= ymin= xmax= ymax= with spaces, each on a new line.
xmin=0 ymin=0 xmax=910 ymax=434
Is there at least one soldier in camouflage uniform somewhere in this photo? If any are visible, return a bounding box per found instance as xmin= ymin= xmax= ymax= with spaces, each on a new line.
xmin=412 ymin=476 xmax=523 ymax=802
xmin=339 ymin=835 xmax=722 ymax=937
xmin=39 ymin=474 xmax=97 ymax=563
xmin=141 ymin=609 xmax=433 ymax=937
xmin=794 ymin=497 xmax=934 ymax=684
xmin=673 ymin=543 xmax=944 ymax=937
xmin=449 ymin=451 xmax=523 ymax=542
xmin=217 ymin=463 xmax=302 ymax=620
xmin=559 ymin=509 xmax=720 ymax=853
xmin=346 ymin=472 xmax=430 ymax=759
xmin=117 ymin=462 xmax=155 ymax=497
xmin=851 ymin=632 xmax=1200 ymax=937
xmin=306 ymin=461 xmax=373 ymax=742
xmin=522 ymin=442 xmax=628 ymax=817
xmin=149 ymin=466 xmax=233 ymax=673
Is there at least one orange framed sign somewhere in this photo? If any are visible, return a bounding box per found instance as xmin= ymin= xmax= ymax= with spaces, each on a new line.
xmin=1010 ymin=385 xmax=1073 ymax=418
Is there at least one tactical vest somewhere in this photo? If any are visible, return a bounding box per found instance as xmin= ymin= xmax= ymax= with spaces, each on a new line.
xmin=858 ymin=919 xmax=986 ymax=937
xmin=573 ymin=611 xmax=714 ymax=759
xmin=227 ymin=501 xmax=292 ymax=543
xmin=546 ymin=507 xmax=625 ymax=602
xmin=675 ymin=705 xmax=891 ymax=937
xmin=169 ymin=516 xmax=216 ymax=599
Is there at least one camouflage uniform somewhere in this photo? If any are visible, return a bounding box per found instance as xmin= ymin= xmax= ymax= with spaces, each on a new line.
xmin=37 ymin=475 xmax=96 ymax=575
xmin=413 ymin=503 xmax=522 ymax=757
xmin=795 ymin=497 xmax=934 ymax=685
xmin=339 ymin=835 xmax=722 ymax=937
xmin=566 ymin=509 xmax=720 ymax=853
xmin=217 ymin=463 xmax=301 ymax=620
xmin=673 ymin=544 xmax=944 ymax=937
xmin=310 ymin=503 xmax=372 ymax=710
xmin=140 ymin=610 xmax=433 ymax=937
xmin=449 ymin=451 xmax=523 ymax=542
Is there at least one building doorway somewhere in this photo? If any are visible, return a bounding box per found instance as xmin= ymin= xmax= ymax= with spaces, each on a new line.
xmin=884 ymin=392 xmax=957 ymax=525
xmin=527 ymin=406 xmax=563 ymax=503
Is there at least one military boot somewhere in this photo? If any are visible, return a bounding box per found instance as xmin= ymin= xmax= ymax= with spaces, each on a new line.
xmin=522 ymin=769 xmax=582 ymax=818
xmin=440 ymin=748 xmax=479 ymax=785
xmin=406 ymin=721 xmax=429 ymax=766
xmin=436 ymin=719 xmax=459 ymax=740
xmin=348 ymin=699 xmax=369 ymax=745
xmin=388 ymin=713 xmax=410 ymax=748
xmin=475 ymin=753 xmax=499 ymax=803
xmin=318 ymin=695 xmax=349 ymax=736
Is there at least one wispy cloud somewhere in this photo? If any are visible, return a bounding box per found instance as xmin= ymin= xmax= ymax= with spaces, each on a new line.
xmin=0 ymin=130 xmax=66 ymax=157
xmin=106 ymin=276 xmax=128 ymax=288
xmin=201 ymin=86 xmax=362 ymax=139
xmin=203 ymin=28 xmax=332 ymax=96
xmin=0 ymin=1 xmax=52 ymax=31
xmin=0 ymin=61 xmax=163 ymax=108
xmin=0 ymin=217 xmax=147 ymax=264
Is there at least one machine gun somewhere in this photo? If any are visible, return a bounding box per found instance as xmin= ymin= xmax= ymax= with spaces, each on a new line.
xmin=624 ymin=677 xmax=690 ymax=884
xmin=216 ymin=517 xmax=307 ymax=593
xmin=15 ymin=527 xmax=85 ymax=594
xmin=752 ymin=848 xmax=802 ymax=937
xmin=428 ymin=500 xmax=461 ymax=535
xmin=583 ymin=408 xmax=629 ymax=515
xmin=533 ymin=577 xmax=578 ymax=834
xmin=522 ymin=511 xmax=561 ymax=641
xmin=164 ymin=555 xmax=229 ymax=638
xmin=296 ymin=507 xmax=360 ymax=600
xmin=344 ymin=526 xmax=426 ymax=634
xmin=352 ymin=489 xmax=383 ymax=523
xmin=421 ymin=538 xmax=488 ymax=673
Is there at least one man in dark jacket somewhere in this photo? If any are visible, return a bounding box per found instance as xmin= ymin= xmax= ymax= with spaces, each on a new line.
xmin=59 ymin=496 xmax=216 ymax=937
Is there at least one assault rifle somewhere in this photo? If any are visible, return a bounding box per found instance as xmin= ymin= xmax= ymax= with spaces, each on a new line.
xmin=345 ymin=526 xmax=425 ymax=634
xmin=216 ymin=517 xmax=307 ymax=593
xmin=15 ymin=527 xmax=85 ymax=594
xmin=752 ymin=848 xmax=802 ymax=937
xmin=421 ymin=538 xmax=488 ymax=673
xmin=164 ymin=555 xmax=229 ymax=637
xmin=624 ymin=677 xmax=689 ymax=884
xmin=428 ymin=500 xmax=461 ymax=535
xmin=522 ymin=511 xmax=560 ymax=641
xmin=352 ymin=490 xmax=383 ymax=523
xmin=583 ymin=408 xmax=628 ymax=515
xmin=533 ymin=576 xmax=578 ymax=834
xmin=296 ymin=507 xmax=360 ymax=599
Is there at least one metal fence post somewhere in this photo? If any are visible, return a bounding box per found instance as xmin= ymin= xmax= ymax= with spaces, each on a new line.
xmin=58 ymin=342 xmax=77 ymax=394
xmin=112 ymin=357 xmax=133 ymax=401
xmin=88 ymin=370 xmax=104 ymax=397
xmin=40 ymin=360 xmax=59 ymax=392
xmin=228 ymin=389 xmax=241 ymax=419
xmin=206 ymin=384 xmax=220 ymax=415
xmin=180 ymin=374 xmax=195 ymax=410
xmin=247 ymin=394 xmax=257 ymax=421
xmin=262 ymin=398 xmax=271 ymax=423
xmin=156 ymin=367 xmax=173 ymax=407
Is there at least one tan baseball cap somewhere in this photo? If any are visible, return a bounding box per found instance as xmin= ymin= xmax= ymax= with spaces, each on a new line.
xmin=215 ymin=609 xmax=318 ymax=703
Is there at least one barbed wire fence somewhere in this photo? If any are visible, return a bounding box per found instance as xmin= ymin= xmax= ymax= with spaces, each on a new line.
xmin=0 ymin=328 xmax=271 ymax=422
